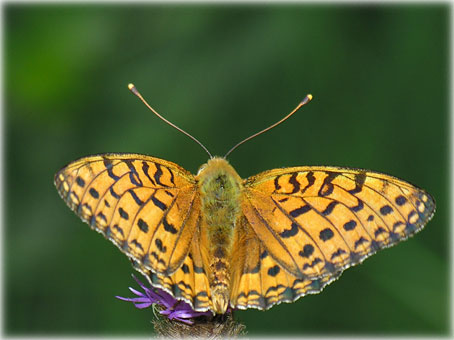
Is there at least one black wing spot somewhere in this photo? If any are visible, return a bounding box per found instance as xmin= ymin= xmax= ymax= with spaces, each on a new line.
xmin=301 ymin=171 xmax=315 ymax=194
xmin=330 ymin=248 xmax=347 ymax=260
xmin=89 ymin=188 xmax=99 ymax=199
xmin=260 ymin=250 xmax=268 ymax=259
xmin=274 ymin=175 xmax=282 ymax=191
xmin=280 ymin=222 xmax=299 ymax=238
xmin=76 ymin=176 xmax=85 ymax=187
xmin=154 ymin=164 xmax=169 ymax=187
xmin=374 ymin=227 xmax=387 ymax=238
xmin=163 ymin=218 xmax=177 ymax=234
xmin=168 ymin=168 xmax=176 ymax=186
xmin=322 ymin=201 xmax=338 ymax=216
xmin=110 ymin=187 xmax=120 ymax=199
xmin=319 ymin=172 xmax=339 ymax=197
xmin=348 ymin=171 xmax=366 ymax=195
xmin=319 ymin=228 xmax=334 ymax=241
xmin=181 ymin=263 xmax=190 ymax=274
xmin=288 ymin=172 xmax=300 ymax=194
xmin=119 ymin=207 xmax=129 ymax=220
xmin=113 ymin=224 xmax=124 ymax=237
xmin=303 ymin=258 xmax=322 ymax=270
xmin=380 ymin=205 xmax=393 ymax=216
xmin=96 ymin=212 xmax=107 ymax=223
xmin=350 ymin=199 xmax=364 ymax=212
xmin=354 ymin=237 xmax=368 ymax=249
xmin=164 ymin=190 xmax=175 ymax=198
xmin=367 ymin=215 xmax=374 ymax=222
xmin=141 ymin=161 xmax=156 ymax=185
xmin=290 ymin=205 xmax=311 ymax=218
xmin=392 ymin=221 xmax=405 ymax=231
xmin=130 ymin=239 xmax=144 ymax=251
xmin=129 ymin=171 xmax=143 ymax=187
xmin=103 ymin=158 xmax=120 ymax=180
xmin=267 ymin=265 xmax=280 ymax=277
xmin=151 ymin=195 xmax=167 ymax=211
xmin=395 ymin=195 xmax=407 ymax=206
xmin=299 ymin=244 xmax=314 ymax=258
xmin=137 ymin=218 xmax=149 ymax=233
xmin=343 ymin=220 xmax=357 ymax=231
xmin=128 ymin=189 xmax=144 ymax=206
xmin=155 ymin=238 xmax=167 ymax=253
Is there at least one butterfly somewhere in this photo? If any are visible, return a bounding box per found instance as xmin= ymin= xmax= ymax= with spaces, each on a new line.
xmin=54 ymin=84 xmax=435 ymax=314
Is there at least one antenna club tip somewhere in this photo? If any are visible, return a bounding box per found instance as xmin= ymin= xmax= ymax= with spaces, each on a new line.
xmin=128 ymin=83 xmax=135 ymax=90
xmin=299 ymin=94 xmax=313 ymax=106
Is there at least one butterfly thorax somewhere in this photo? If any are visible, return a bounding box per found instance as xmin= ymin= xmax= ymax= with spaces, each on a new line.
xmin=196 ymin=157 xmax=243 ymax=313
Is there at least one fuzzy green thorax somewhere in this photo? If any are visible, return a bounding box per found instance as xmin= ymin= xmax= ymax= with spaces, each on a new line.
xmin=197 ymin=157 xmax=243 ymax=243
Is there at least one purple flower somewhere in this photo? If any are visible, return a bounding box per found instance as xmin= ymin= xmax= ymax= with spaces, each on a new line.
xmin=116 ymin=275 xmax=212 ymax=325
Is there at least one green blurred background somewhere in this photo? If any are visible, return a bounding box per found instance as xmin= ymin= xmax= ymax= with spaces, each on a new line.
xmin=4 ymin=3 xmax=449 ymax=336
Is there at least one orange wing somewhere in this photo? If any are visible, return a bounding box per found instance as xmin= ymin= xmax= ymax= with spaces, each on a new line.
xmin=54 ymin=153 xmax=199 ymax=276
xmin=136 ymin=217 xmax=214 ymax=312
xmin=230 ymin=166 xmax=435 ymax=310
xmin=229 ymin=215 xmax=337 ymax=310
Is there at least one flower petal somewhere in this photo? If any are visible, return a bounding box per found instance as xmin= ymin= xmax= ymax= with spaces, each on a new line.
xmin=133 ymin=302 xmax=153 ymax=309
xmin=118 ymin=275 xmax=214 ymax=325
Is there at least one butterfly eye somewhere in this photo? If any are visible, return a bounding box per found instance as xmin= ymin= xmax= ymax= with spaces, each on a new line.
xmin=197 ymin=163 xmax=207 ymax=175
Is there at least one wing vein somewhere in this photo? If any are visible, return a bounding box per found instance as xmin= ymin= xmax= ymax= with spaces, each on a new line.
xmin=246 ymin=196 xmax=302 ymax=277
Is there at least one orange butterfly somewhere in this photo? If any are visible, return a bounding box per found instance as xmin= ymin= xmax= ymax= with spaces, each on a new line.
xmin=54 ymin=85 xmax=435 ymax=314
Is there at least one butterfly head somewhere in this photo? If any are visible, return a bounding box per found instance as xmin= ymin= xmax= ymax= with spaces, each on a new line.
xmin=196 ymin=157 xmax=243 ymax=200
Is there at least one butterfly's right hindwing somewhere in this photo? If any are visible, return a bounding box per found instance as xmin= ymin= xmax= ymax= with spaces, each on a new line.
xmin=54 ymin=153 xmax=199 ymax=275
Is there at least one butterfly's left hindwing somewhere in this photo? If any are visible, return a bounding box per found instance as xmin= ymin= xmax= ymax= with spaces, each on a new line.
xmin=140 ymin=220 xmax=215 ymax=312
xmin=54 ymin=153 xmax=199 ymax=276
xmin=228 ymin=215 xmax=337 ymax=310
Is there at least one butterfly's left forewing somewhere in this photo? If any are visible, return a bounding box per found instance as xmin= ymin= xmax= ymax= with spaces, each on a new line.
xmin=231 ymin=166 xmax=435 ymax=310
xmin=54 ymin=153 xmax=199 ymax=276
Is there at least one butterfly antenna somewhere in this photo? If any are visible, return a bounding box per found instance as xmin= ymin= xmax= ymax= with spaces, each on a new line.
xmin=128 ymin=83 xmax=213 ymax=158
xmin=223 ymin=94 xmax=313 ymax=158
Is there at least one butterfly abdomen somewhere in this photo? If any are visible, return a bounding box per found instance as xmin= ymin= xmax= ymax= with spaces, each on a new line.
xmin=197 ymin=158 xmax=243 ymax=313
